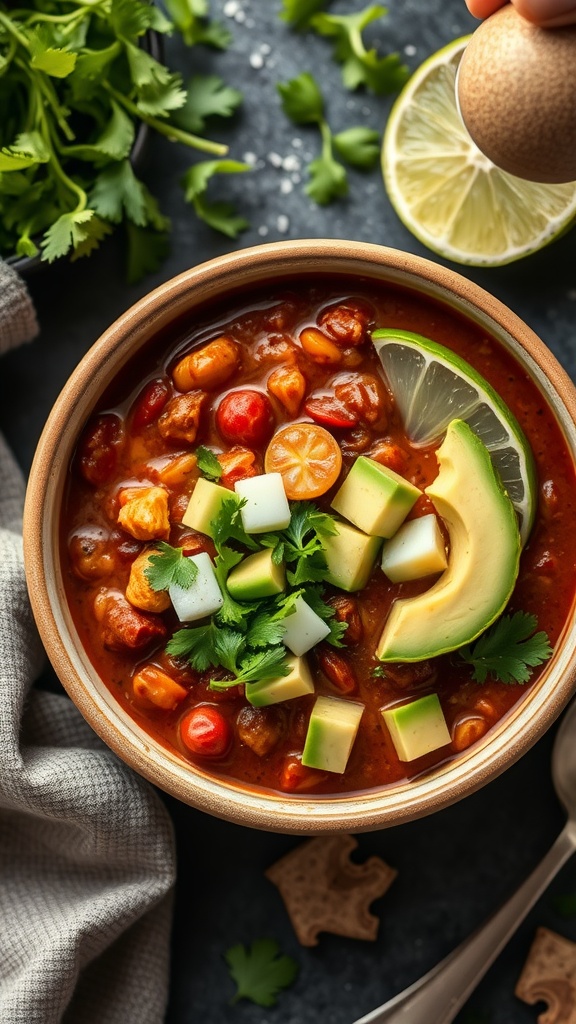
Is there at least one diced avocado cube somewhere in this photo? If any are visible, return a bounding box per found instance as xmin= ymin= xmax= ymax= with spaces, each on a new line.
xmin=382 ymin=693 xmax=451 ymax=762
xmin=245 ymin=655 xmax=314 ymax=707
xmin=227 ymin=548 xmax=286 ymax=600
xmin=234 ymin=473 xmax=291 ymax=533
xmin=281 ymin=595 xmax=331 ymax=656
xmin=302 ymin=695 xmax=364 ymax=773
xmin=182 ymin=477 xmax=238 ymax=538
xmin=380 ymin=513 xmax=448 ymax=583
xmin=169 ymin=551 xmax=223 ymax=622
xmin=323 ymin=520 xmax=382 ymax=592
xmin=331 ymin=456 xmax=421 ymax=538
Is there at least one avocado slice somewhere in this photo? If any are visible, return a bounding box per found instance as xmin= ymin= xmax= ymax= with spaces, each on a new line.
xmin=182 ymin=477 xmax=239 ymax=538
xmin=227 ymin=549 xmax=286 ymax=600
xmin=245 ymin=655 xmax=314 ymax=707
xmin=382 ymin=694 xmax=451 ymax=761
xmin=323 ymin=520 xmax=382 ymax=592
xmin=376 ymin=419 xmax=521 ymax=661
xmin=331 ymin=455 xmax=421 ymax=538
xmin=302 ymin=696 xmax=364 ymax=774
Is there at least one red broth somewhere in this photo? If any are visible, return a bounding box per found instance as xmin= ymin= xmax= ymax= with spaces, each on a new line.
xmin=61 ymin=278 xmax=576 ymax=795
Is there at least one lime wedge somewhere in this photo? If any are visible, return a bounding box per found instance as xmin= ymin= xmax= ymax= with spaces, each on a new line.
xmin=382 ymin=37 xmax=576 ymax=266
xmin=372 ymin=328 xmax=537 ymax=545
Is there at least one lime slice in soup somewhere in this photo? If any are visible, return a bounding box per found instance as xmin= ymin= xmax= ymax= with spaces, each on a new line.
xmin=372 ymin=328 xmax=537 ymax=545
xmin=381 ymin=37 xmax=576 ymax=266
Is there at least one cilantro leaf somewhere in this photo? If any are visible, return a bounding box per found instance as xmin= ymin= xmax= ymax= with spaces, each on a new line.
xmin=90 ymin=160 xmax=149 ymax=225
xmin=212 ymin=498 xmax=260 ymax=553
xmin=173 ymin=75 xmax=243 ymax=134
xmin=333 ymin=126 xmax=381 ymax=170
xmin=246 ymin=613 xmax=287 ymax=649
xmin=213 ymin=546 xmax=250 ymax=626
xmin=166 ymin=622 xmax=221 ymax=670
xmin=144 ymin=541 xmax=199 ymax=592
xmin=310 ymin=6 xmax=410 ymax=95
xmin=41 ymin=210 xmax=99 ymax=262
xmin=225 ymin=939 xmax=298 ymax=1007
xmin=277 ymin=72 xmax=324 ymax=125
xmin=126 ymin=224 xmax=170 ymax=284
xmin=280 ymin=0 xmax=329 ymax=30
xmin=181 ymin=159 xmax=250 ymax=238
xmin=458 ymin=612 xmax=553 ymax=684
xmin=29 ymin=28 xmax=77 ymax=78
xmin=196 ymin=445 xmax=223 ymax=481
xmin=306 ymin=151 xmax=348 ymax=205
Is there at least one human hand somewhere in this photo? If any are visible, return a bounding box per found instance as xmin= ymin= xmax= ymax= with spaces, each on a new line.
xmin=465 ymin=0 xmax=576 ymax=25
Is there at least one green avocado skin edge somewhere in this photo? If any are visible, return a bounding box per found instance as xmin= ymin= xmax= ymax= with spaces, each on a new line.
xmin=376 ymin=419 xmax=522 ymax=663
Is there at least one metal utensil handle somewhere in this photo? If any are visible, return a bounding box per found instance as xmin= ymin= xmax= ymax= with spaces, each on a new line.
xmin=353 ymin=822 xmax=576 ymax=1024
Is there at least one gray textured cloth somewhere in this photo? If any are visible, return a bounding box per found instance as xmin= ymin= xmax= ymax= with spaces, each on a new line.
xmin=0 ymin=261 xmax=177 ymax=1023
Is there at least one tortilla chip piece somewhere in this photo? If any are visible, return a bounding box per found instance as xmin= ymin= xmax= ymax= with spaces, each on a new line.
xmin=265 ymin=834 xmax=397 ymax=947
xmin=515 ymin=926 xmax=576 ymax=1022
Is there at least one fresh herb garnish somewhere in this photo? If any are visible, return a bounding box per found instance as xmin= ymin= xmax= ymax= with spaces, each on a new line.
xmin=224 ymin=938 xmax=298 ymax=1007
xmin=458 ymin=611 xmax=553 ymax=684
xmin=309 ymin=6 xmax=410 ymax=95
xmin=195 ymin=444 xmax=223 ymax=481
xmin=0 ymin=0 xmax=247 ymax=271
xmin=144 ymin=541 xmax=198 ymax=592
xmin=277 ymin=72 xmax=380 ymax=205
xmin=261 ymin=500 xmax=337 ymax=584
xmin=280 ymin=0 xmax=329 ymax=31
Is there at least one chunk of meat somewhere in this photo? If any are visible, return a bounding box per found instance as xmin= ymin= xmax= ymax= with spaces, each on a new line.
xmin=318 ymin=300 xmax=373 ymax=347
xmin=158 ymin=391 xmax=207 ymax=445
xmin=117 ymin=486 xmax=170 ymax=541
xmin=267 ymin=365 xmax=307 ymax=416
xmin=236 ymin=705 xmax=285 ymax=756
xmin=98 ymin=592 xmax=168 ymax=651
xmin=77 ymin=413 xmax=125 ymax=486
xmin=316 ymin=646 xmax=358 ymax=694
xmin=334 ymin=373 xmax=387 ymax=425
xmin=126 ymin=548 xmax=171 ymax=613
xmin=217 ymin=446 xmax=259 ymax=488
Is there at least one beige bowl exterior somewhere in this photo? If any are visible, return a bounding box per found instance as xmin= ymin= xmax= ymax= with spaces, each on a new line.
xmin=23 ymin=239 xmax=576 ymax=834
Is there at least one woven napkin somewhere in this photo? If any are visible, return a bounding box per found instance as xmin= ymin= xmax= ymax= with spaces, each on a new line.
xmin=0 ymin=260 xmax=176 ymax=1024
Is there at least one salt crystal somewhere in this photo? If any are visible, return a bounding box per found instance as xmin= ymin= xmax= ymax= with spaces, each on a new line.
xmin=280 ymin=179 xmax=293 ymax=194
xmin=267 ymin=152 xmax=283 ymax=168
xmin=223 ymin=0 xmax=239 ymax=15
xmin=242 ymin=151 xmax=258 ymax=166
xmin=258 ymin=225 xmax=269 ymax=236
xmin=404 ymin=44 xmax=417 ymax=56
xmin=277 ymin=214 xmax=290 ymax=233
xmin=249 ymin=52 xmax=264 ymax=68
xmin=282 ymin=154 xmax=300 ymax=172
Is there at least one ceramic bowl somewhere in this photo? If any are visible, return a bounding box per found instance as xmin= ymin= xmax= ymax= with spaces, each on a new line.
xmin=23 ymin=239 xmax=576 ymax=833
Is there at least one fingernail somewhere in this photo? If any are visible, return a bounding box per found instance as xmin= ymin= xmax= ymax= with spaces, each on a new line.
xmin=516 ymin=0 xmax=576 ymax=25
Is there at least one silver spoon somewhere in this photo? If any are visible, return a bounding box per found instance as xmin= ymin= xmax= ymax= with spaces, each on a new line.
xmin=352 ymin=697 xmax=576 ymax=1024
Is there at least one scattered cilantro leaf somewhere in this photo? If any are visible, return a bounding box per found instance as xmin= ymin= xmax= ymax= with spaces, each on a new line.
xmin=277 ymin=71 xmax=324 ymax=125
xmin=212 ymin=498 xmax=260 ymax=553
xmin=280 ymin=0 xmax=330 ymax=30
xmin=333 ymin=126 xmax=381 ymax=169
xmin=181 ymin=159 xmax=250 ymax=238
xmin=144 ymin=541 xmax=199 ymax=592
xmin=246 ymin=613 xmax=287 ymax=649
xmin=213 ymin=545 xmax=250 ymax=626
xmin=224 ymin=939 xmax=298 ymax=1007
xmin=310 ymin=6 xmax=410 ymax=95
xmin=307 ymin=148 xmax=348 ymax=205
xmin=212 ymin=645 xmax=290 ymax=688
xmin=173 ymin=75 xmax=242 ymax=134
xmin=196 ymin=445 xmax=223 ymax=481
xmin=458 ymin=612 xmax=552 ymax=684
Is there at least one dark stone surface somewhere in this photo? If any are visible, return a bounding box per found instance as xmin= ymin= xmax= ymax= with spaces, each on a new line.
xmin=4 ymin=1 xmax=576 ymax=1021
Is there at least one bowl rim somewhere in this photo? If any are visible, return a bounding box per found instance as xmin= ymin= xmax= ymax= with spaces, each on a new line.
xmin=23 ymin=238 xmax=576 ymax=833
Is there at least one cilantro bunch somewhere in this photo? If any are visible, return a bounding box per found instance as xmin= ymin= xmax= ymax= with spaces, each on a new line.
xmin=148 ymin=497 xmax=348 ymax=690
xmin=0 ymin=0 xmax=247 ymax=277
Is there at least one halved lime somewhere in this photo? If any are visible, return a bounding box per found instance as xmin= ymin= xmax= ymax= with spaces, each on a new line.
xmin=382 ymin=37 xmax=576 ymax=266
xmin=372 ymin=328 xmax=537 ymax=545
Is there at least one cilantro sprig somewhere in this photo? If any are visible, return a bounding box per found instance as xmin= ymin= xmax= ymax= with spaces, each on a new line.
xmin=277 ymin=72 xmax=380 ymax=204
xmin=164 ymin=498 xmax=347 ymax=688
xmin=0 ymin=0 xmax=247 ymax=273
xmin=310 ymin=6 xmax=410 ymax=95
xmin=224 ymin=939 xmax=298 ymax=1007
xmin=144 ymin=541 xmax=199 ymax=591
xmin=458 ymin=612 xmax=553 ymax=685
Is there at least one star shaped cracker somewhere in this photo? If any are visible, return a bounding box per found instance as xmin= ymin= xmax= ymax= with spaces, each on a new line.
xmin=265 ymin=834 xmax=397 ymax=947
xmin=516 ymin=927 xmax=576 ymax=1022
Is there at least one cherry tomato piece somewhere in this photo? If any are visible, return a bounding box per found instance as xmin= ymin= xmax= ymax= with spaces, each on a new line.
xmin=304 ymin=397 xmax=358 ymax=429
xmin=131 ymin=379 xmax=170 ymax=430
xmin=216 ymin=390 xmax=275 ymax=447
xmin=180 ymin=705 xmax=232 ymax=757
